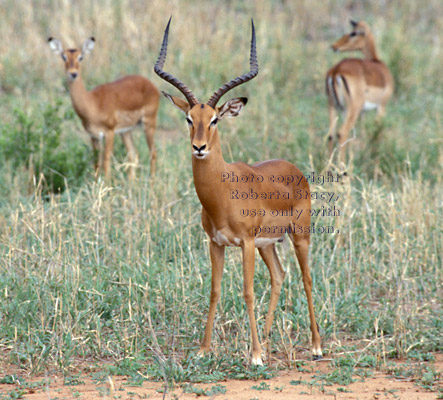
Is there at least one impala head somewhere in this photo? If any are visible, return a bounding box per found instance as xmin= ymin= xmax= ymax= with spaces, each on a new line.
xmin=48 ymin=37 xmax=96 ymax=81
xmin=154 ymin=17 xmax=258 ymax=160
xmin=331 ymin=20 xmax=371 ymax=52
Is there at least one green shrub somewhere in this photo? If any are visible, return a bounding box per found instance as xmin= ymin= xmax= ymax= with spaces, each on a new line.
xmin=0 ymin=100 xmax=91 ymax=194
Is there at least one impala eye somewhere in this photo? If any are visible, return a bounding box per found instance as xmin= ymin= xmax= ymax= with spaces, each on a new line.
xmin=350 ymin=32 xmax=357 ymax=37
xmin=210 ymin=118 xmax=218 ymax=127
xmin=186 ymin=117 xmax=193 ymax=126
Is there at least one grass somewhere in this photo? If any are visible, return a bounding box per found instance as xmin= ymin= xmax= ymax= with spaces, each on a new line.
xmin=0 ymin=0 xmax=442 ymax=394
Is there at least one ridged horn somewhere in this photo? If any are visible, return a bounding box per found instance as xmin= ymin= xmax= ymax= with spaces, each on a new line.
xmin=207 ymin=19 xmax=258 ymax=108
xmin=154 ymin=17 xmax=199 ymax=106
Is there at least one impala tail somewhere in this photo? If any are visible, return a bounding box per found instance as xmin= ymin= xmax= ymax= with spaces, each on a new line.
xmin=326 ymin=72 xmax=350 ymax=111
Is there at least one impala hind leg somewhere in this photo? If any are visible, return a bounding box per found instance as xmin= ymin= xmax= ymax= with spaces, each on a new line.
xmin=258 ymin=245 xmax=286 ymax=354
xmin=376 ymin=104 xmax=386 ymax=119
xmin=121 ymin=131 xmax=138 ymax=180
xmin=290 ymin=235 xmax=322 ymax=359
xmin=198 ymin=241 xmax=225 ymax=356
xmin=327 ymin=101 xmax=339 ymax=158
xmin=242 ymin=240 xmax=263 ymax=365
xmin=142 ymin=108 xmax=158 ymax=175
xmin=337 ymin=98 xmax=362 ymax=165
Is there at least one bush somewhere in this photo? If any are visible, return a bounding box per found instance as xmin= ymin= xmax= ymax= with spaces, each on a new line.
xmin=0 ymin=100 xmax=91 ymax=194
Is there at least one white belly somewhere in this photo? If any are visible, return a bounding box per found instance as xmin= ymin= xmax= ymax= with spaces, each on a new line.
xmin=115 ymin=126 xmax=134 ymax=134
xmin=255 ymin=236 xmax=284 ymax=248
xmin=212 ymin=231 xmax=284 ymax=248
xmin=363 ymin=101 xmax=379 ymax=111
xmin=212 ymin=231 xmax=241 ymax=247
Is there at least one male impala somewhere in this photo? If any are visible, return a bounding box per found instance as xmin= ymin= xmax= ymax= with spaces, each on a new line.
xmin=48 ymin=37 xmax=159 ymax=178
xmin=155 ymin=18 xmax=322 ymax=365
xmin=326 ymin=20 xmax=394 ymax=163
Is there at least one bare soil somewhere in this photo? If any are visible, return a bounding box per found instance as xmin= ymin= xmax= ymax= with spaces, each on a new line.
xmin=1 ymin=354 xmax=441 ymax=400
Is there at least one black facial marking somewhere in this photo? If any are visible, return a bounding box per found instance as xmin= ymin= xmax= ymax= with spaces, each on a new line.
xmin=67 ymin=49 xmax=77 ymax=53
xmin=200 ymin=104 xmax=205 ymax=109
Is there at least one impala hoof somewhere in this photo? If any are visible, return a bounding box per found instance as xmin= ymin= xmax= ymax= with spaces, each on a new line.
xmin=251 ymin=356 xmax=264 ymax=366
xmin=312 ymin=348 xmax=323 ymax=361
xmin=196 ymin=347 xmax=209 ymax=359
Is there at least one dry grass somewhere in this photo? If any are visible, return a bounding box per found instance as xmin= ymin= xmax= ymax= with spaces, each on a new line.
xmin=0 ymin=0 xmax=441 ymax=386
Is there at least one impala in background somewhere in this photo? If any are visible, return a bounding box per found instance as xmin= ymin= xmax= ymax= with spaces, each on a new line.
xmin=326 ymin=20 xmax=394 ymax=163
xmin=154 ymin=18 xmax=322 ymax=365
xmin=48 ymin=37 xmax=159 ymax=179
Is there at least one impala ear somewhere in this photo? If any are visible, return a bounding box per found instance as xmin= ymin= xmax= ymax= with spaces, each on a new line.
xmin=81 ymin=37 xmax=96 ymax=57
xmin=48 ymin=37 xmax=64 ymax=57
xmin=217 ymin=97 xmax=248 ymax=119
xmin=162 ymin=91 xmax=191 ymax=114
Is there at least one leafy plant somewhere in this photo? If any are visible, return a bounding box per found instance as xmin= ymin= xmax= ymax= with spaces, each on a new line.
xmin=0 ymin=100 xmax=90 ymax=194
xmin=251 ymin=381 xmax=271 ymax=390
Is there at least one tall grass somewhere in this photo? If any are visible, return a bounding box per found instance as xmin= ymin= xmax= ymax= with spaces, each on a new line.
xmin=0 ymin=0 xmax=441 ymax=383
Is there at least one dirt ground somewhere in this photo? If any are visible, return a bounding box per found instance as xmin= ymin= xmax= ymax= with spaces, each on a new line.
xmin=1 ymin=354 xmax=441 ymax=400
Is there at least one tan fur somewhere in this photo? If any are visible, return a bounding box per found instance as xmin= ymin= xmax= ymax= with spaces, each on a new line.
xmin=326 ymin=21 xmax=394 ymax=163
xmin=49 ymin=39 xmax=159 ymax=178
xmin=156 ymin=20 xmax=322 ymax=365
xmin=165 ymin=95 xmax=322 ymax=365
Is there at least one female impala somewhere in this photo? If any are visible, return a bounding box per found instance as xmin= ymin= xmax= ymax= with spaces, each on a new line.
xmin=155 ymin=18 xmax=322 ymax=365
xmin=48 ymin=37 xmax=159 ymax=178
xmin=326 ymin=20 xmax=394 ymax=163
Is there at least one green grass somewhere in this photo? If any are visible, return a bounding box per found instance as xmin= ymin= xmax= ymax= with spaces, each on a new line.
xmin=0 ymin=0 xmax=442 ymax=394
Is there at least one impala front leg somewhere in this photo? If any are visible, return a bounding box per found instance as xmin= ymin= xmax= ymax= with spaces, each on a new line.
xmin=242 ymin=239 xmax=263 ymax=365
xmin=91 ymin=136 xmax=101 ymax=179
xmin=198 ymin=241 xmax=225 ymax=356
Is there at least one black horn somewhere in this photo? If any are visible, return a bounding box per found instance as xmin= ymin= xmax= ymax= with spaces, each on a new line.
xmin=206 ymin=19 xmax=258 ymax=108
xmin=154 ymin=17 xmax=199 ymax=106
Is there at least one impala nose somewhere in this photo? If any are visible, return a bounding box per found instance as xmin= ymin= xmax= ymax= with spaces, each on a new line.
xmin=192 ymin=144 xmax=208 ymax=159
xmin=69 ymin=72 xmax=78 ymax=80
xmin=193 ymin=144 xmax=206 ymax=153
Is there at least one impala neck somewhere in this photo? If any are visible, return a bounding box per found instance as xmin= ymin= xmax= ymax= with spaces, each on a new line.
xmin=363 ymin=32 xmax=380 ymax=61
xmin=191 ymin=129 xmax=228 ymax=211
xmin=68 ymin=75 xmax=95 ymax=120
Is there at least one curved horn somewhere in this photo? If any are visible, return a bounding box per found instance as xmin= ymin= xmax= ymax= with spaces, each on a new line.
xmin=154 ymin=17 xmax=199 ymax=106
xmin=207 ymin=19 xmax=258 ymax=108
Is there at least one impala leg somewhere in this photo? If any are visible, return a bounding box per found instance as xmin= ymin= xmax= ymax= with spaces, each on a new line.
xmin=121 ymin=131 xmax=138 ymax=180
xmin=258 ymin=245 xmax=286 ymax=353
xmin=290 ymin=236 xmax=322 ymax=359
xmin=198 ymin=241 xmax=225 ymax=356
xmin=142 ymin=109 xmax=158 ymax=176
xmin=242 ymin=240 xmax=263 ymax=365
xmin=338 ymin=104 xmax=361 ymax=164
xmin=327 ymin=102 xmax=338 ymax=158
xmin=377 ymin=105 xmax=385 ymax=118
xmin=91 ymin=136 xmax=101 ymax=179
xmin=103 ymin=129 xmax=115 ymax=179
